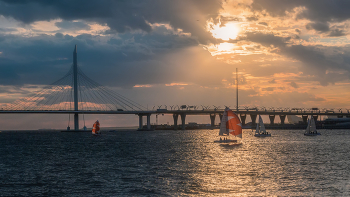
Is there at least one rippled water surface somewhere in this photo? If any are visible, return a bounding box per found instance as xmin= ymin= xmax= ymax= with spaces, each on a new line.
xmin=0 ymin=129 xmax=349 ymax=196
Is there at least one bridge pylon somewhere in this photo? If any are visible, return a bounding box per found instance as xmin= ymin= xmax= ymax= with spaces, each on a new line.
xmin=73 ymin=45 xmax=79 ymax=130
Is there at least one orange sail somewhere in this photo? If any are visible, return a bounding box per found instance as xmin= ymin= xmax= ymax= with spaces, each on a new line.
xmin=226 ymin=110 xmax=242 ymax=138
xmin=92 ymin=120 xmax=100 ymax=135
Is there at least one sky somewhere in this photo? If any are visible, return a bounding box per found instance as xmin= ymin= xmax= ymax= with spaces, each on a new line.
xmin=0 ymin=0 xmax=350 ymax=129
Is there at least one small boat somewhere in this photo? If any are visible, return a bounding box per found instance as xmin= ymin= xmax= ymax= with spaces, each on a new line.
xmin=304 ymin=116 xmax=321 ymax=136
xmin=214 ymin=107 xmax=242 ymax=144
xmin=92 ymin=120 xmax=101 ymax=136
xmin=254 ymin=115 xmax=271 ymax=137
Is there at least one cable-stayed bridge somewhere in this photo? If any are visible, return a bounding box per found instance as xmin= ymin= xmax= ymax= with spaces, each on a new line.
xmin=1 ymin=45 xmax=148 ymax=130
xmin=0 ymin=46 xmax=349 ymax=131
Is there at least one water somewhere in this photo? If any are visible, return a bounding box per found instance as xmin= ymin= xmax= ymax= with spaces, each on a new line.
xmin=0 ymin=129 xmax=349 ymax=196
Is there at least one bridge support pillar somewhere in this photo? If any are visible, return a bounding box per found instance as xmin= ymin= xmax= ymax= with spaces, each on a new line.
xmin=181 ymin=114 xmax=186 ymax=130
xmin=337 ymin=115 xmax=343 ymax=118
xmin=74 ymin=113 xmax=79 ymax=130
xmin=302 ymin=115 xmax=308 ymax=124
xmin=280 ymin=115 xmax=286 ymax=125
xmin=240 ymin=114 xmax=246 ymax=125
xmin=210 ymin=114 xmax=216 ymax=127
xmin=147 ymin=114 xmax=151 ymax=130
xmin=250 ymin=114 xmax=257 ymax=125
xmin=138 ymin=114 xmax=143 ymax=130
xmin=173 ymin=114 xmax=179 ymax=130
xmin=269 ymin=115 xmax=275 ymax=125
xmin=312 ymin=115 xmax=318 ymax=122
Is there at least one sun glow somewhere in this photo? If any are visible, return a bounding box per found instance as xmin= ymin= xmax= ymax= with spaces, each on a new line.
xmin=205 ymin=42 xmax=238 ymax=56
xmin=209 ymin=22 xmax=240 ymax=41
xmin=217 ymin=43 xmax=236 ymax=51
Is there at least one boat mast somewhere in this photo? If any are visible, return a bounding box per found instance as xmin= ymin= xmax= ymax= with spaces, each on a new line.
xmin=236 ymin=68 xmax=238 ymax=112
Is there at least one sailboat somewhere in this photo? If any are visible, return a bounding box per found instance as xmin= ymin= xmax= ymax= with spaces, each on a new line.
xmin=254 ymin=115 xmax=271 ymax=137
xmin=92 ymin=120 xmax=101 ymax=136
xmin=304 ymin=116 xmax=320 ymax=136
xmin=214 ymin=107 xmax=242 ymax=144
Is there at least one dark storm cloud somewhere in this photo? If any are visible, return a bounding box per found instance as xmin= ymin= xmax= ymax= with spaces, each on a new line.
xmin=242 ymin=32 xmax=289 ymax=48
xmin=304 ymin=22 xmax=347 ymax=37
xmin=0 ymin=0 xmax=222 ymax=44
xmin=306 ymin=22 xmax=329 ymax=32
xmin=328 ymin=29 xmax=346 ymax=37
xmin=55 ymin=33 xmax=64 ymax=38
xmin=239 ymin=32 xmax=350 ymax=86
xmin=0 ymin=22 xmax=223 ymax=89
xmin=55 ymin=21 xmax=90 ymax=31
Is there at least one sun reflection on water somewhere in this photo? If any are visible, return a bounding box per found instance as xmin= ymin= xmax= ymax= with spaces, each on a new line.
xmin=177 ymin=129 xmax=349 ymax=196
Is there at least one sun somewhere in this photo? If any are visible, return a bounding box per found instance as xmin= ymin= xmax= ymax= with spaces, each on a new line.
xmin=210 ymin=22 xmax=240 ymax=41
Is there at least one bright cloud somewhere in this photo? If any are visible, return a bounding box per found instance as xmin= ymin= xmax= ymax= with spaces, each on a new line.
xmin=133 ymin=84 xmax=153 ymax=88
xmin=165 ymin=83 xmax=188 ymax=86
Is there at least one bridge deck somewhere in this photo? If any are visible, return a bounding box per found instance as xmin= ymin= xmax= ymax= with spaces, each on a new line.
xmin=0 ymin=110 xmax=349 ymax=116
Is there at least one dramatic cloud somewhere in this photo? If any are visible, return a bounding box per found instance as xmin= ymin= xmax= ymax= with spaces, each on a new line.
xmin=251 ymin=0 xmax=350 ymax=36
xmin=0 ymin=25 xmax=203 ymax=86
xmin=0 ymin=0 xmax=350 ymax=129
xmin=251 ymin=0 xmax=350 ymax=23
xmin=238 ymin=32 xmax=350 ymax=86
xmin=0 ymin=0 xmax=222 ymax=43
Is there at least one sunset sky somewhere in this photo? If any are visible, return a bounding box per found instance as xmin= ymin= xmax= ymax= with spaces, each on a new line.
xmin=0 ymin=0 xmax=350 ymax=129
